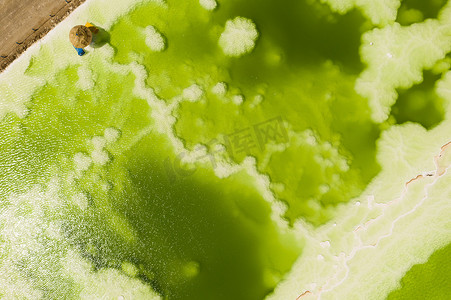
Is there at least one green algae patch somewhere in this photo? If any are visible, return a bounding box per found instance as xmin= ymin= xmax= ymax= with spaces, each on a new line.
xmin=397 ymin=0 xmax=448 ymax=26
xmin=388 ymin=242 xmax=451 ymax=299
xmin=391 ymin=71 xmax=445 ymax=129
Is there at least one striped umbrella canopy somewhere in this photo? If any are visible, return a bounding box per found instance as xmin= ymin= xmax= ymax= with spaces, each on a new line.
xmin=69 ymin=25 xmax=93 ymax=48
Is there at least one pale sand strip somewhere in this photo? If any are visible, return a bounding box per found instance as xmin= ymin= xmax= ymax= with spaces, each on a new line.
xmin=0 ymin=0 xmax=86 ymax=72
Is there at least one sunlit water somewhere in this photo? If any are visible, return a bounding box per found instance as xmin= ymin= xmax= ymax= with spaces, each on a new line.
xmin=0 ymin=0 xmax=449 ymax=299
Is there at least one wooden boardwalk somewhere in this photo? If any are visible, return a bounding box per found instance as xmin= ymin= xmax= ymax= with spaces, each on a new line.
xmin=0 ymin=0 xmax=85 ymax=72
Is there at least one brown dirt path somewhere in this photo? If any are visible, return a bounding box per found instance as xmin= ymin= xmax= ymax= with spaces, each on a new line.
xmin=0 ymin=0 xmax=86 ymax=72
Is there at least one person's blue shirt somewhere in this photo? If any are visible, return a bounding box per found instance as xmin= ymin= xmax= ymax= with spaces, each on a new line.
xmin=73 ymin=46 xmax=85 ymax=56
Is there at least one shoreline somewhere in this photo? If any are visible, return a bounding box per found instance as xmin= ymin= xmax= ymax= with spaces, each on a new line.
xmin=0 ymin=0 xmax=86 ymax=73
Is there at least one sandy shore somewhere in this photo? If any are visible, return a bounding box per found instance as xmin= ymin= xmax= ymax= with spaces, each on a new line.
xmin=0 ymin=0 xmax=86 ymax=72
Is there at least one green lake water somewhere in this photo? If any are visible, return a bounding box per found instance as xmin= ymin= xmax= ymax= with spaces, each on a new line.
xmin=0 ymin=0 xmax=450 ymax=299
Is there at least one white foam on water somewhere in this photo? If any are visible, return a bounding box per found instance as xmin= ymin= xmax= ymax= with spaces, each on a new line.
xmin=127 ymin=60 xmax=185 ymax=158
xmin=211 ymin=82 xmax=227 ymax=96
xmin=74 ymin=152 xmax=93 ymax=173
xmin=232 ymin=94 xmax=244 ymax=105
xmin=0 ymin=173 xmax=157 ymax=298
xmin=144 ymin=25 xmax=166 ymax=52
xmin=266 ymin=120 xmax=451 ymax=299
xmin=0 ymin=0 xmax=166 ymax=122
xmin=199 ymin=0 xmax=217 ymax=11
xmin=91 ymin=149 xmax=110 ymax=165
xmin=91 ymin=136 xmax=107 ymax=149
xmin=219 ymin=17 xmax=259 ymax=57
xmin=0 ymin=180 xmax=62 ymax=297
xmin=64 ymin=250 xmax=160 ymax=299
xmin=183 ymin=84 xmax=204 ymax=102
xmin=0 ymin=69 xmax=44 ymax=120
xmin=72 ymin=192 xmax=89 ymax=210
xmin=319 ymin=0 xmax=400 ymax=26
xmin=77 ymin=65 xmax=95 ymax=91
xmin=104 ymin=127 xmax=121 ymax=143
xmin=356 ymin=19 xmax=451 ymax=122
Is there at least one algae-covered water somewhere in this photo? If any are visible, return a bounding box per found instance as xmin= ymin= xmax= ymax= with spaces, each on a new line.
xmin=1 ymin=0 xmax=451 ymax=299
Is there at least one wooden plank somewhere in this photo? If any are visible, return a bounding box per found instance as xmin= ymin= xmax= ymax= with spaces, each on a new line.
xmin=49 ymin=2 xmax=67 ymax=17
xmin=0 ymin=0 xmax=86 ymax=72
xmin=32 ymin=16 xmax=49 ymax=32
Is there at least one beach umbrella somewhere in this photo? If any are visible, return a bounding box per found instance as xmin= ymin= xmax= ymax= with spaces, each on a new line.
xmin=69 ymin=25 xmax=93 ymax=48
